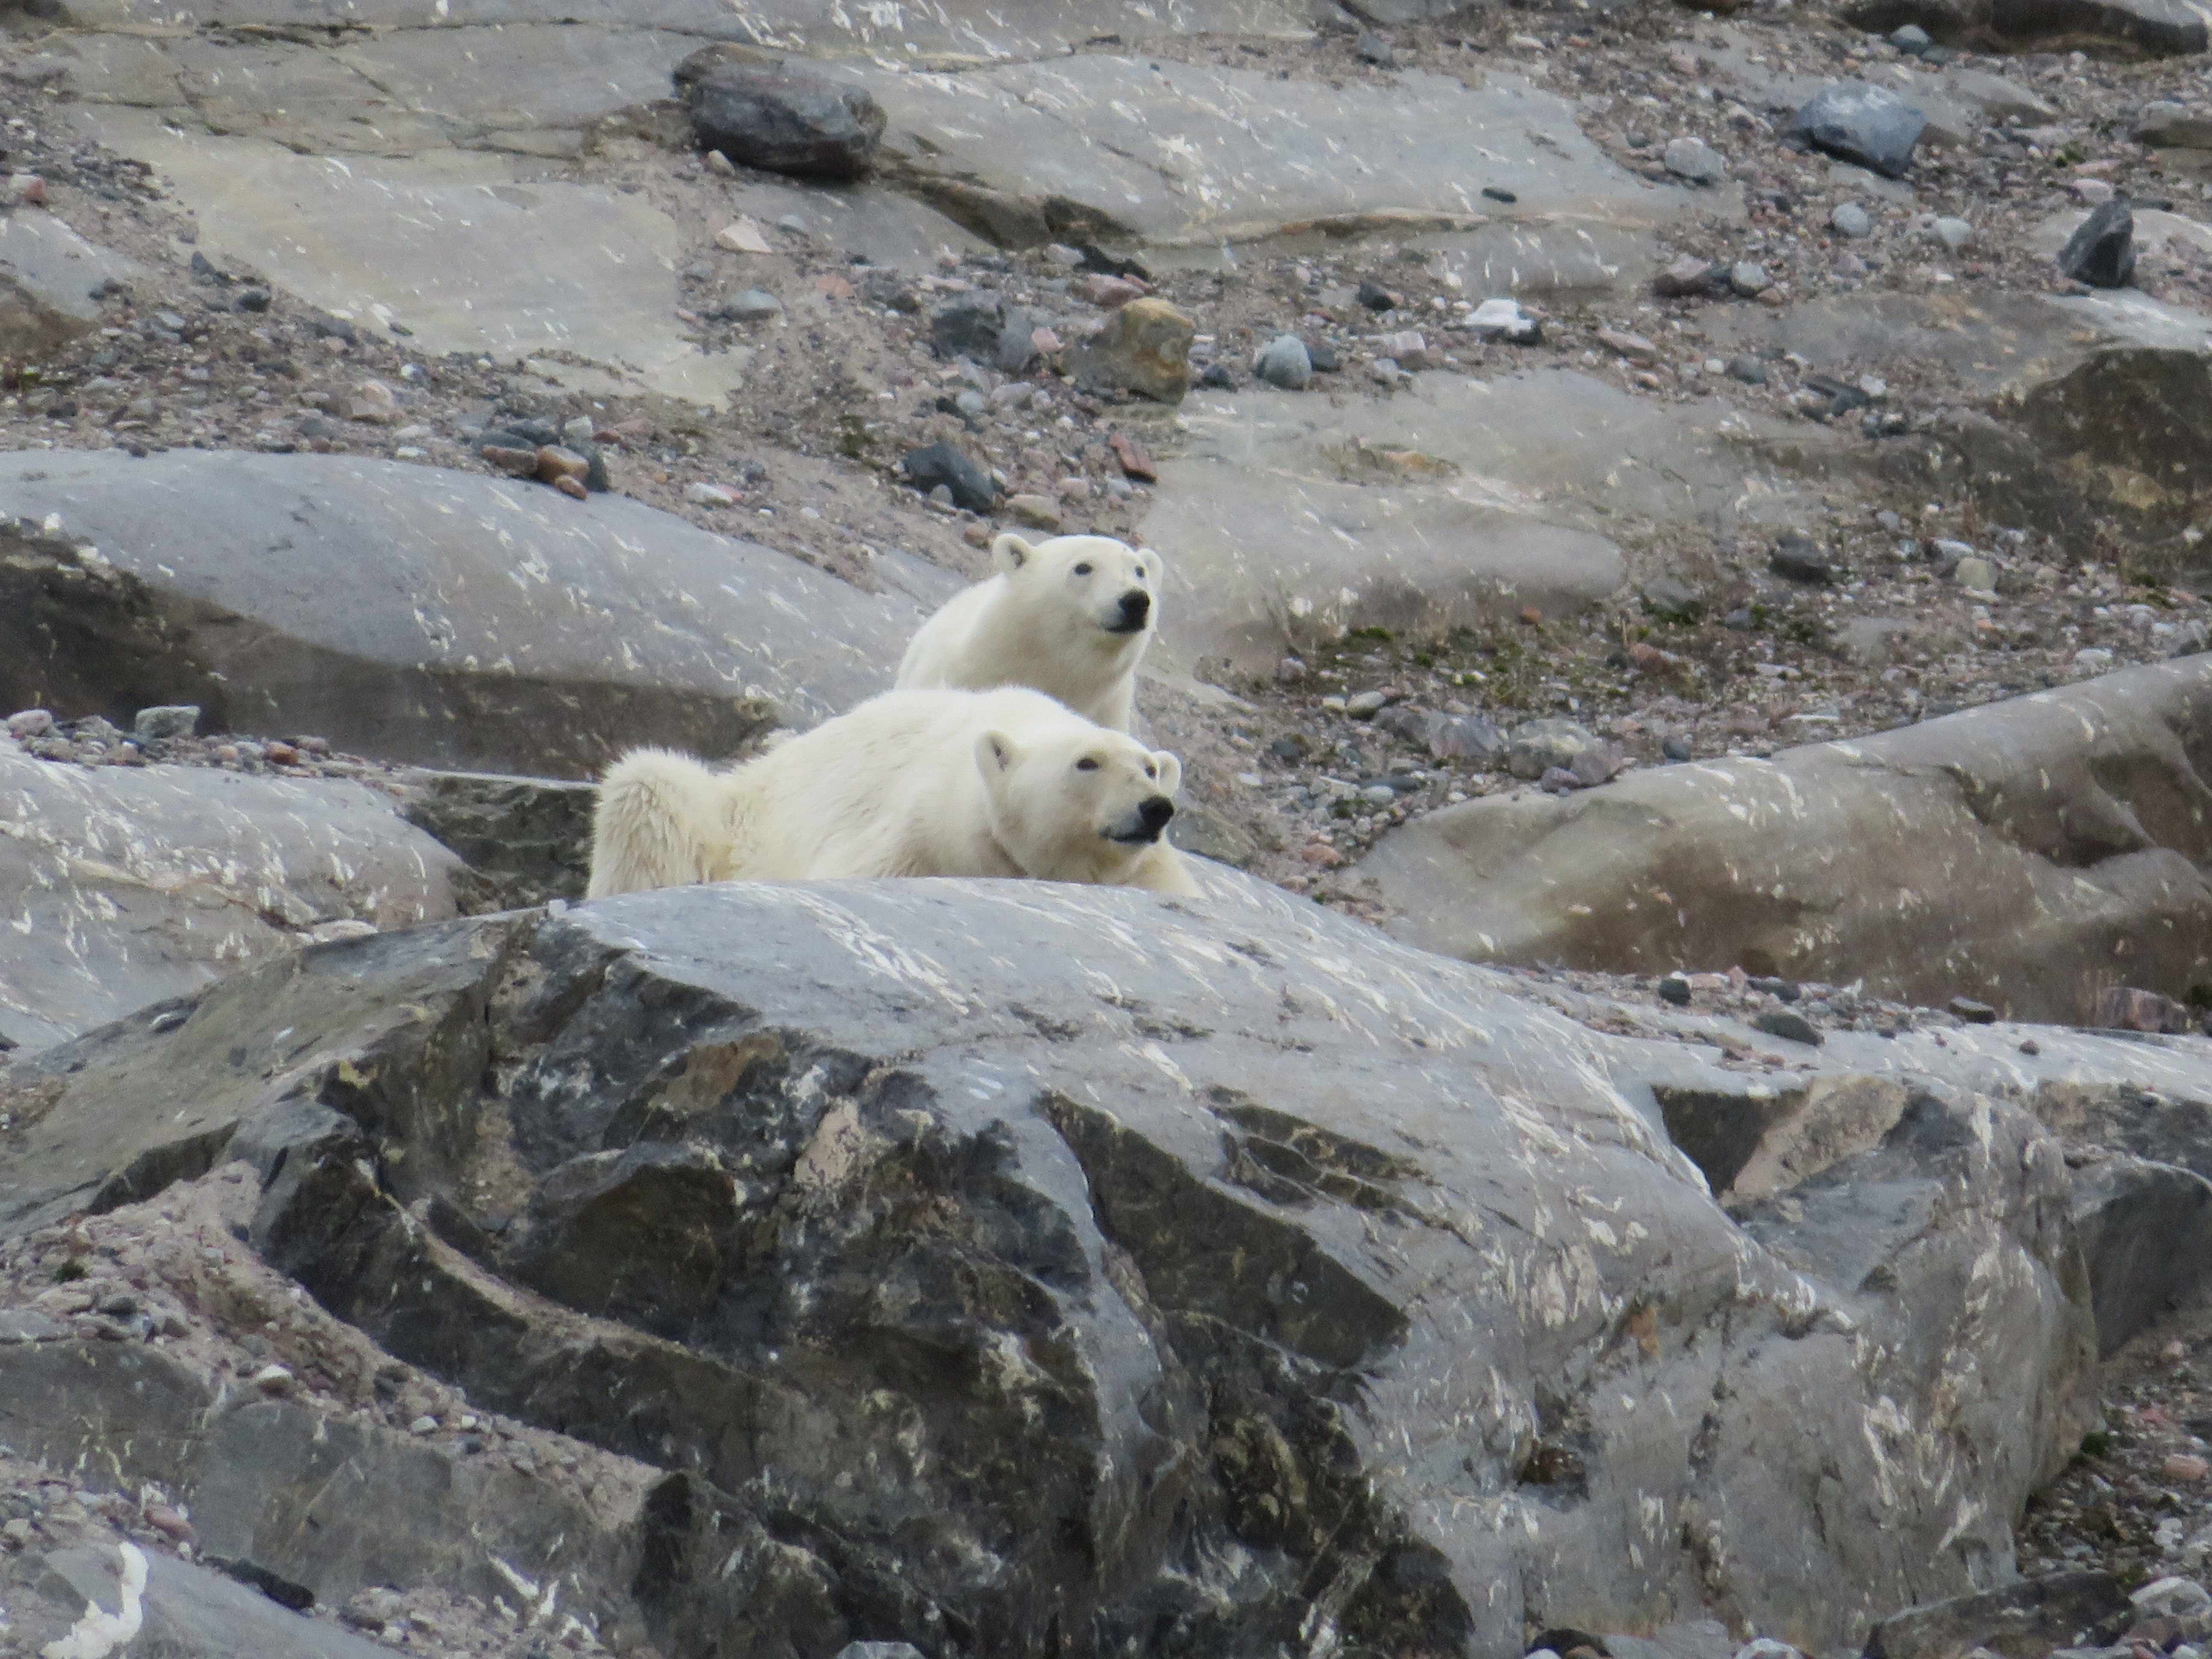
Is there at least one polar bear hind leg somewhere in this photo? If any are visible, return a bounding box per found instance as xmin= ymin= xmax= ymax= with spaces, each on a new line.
xmin=587 ymin=748 xmax=734 ymax=898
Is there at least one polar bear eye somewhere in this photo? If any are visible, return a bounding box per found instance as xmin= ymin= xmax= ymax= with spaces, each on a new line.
xmin=1144 ymin=762 xmax=1157 ymax=780
xmin=1072 ymin=562 xmax=1093 ymax=576
xmin=1076 ymin=757 xmax=1100 ymax=771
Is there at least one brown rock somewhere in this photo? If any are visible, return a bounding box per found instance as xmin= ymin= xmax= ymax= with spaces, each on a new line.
xmin=344 ymin=380 xmax=401 ymax=424
xmin=1004 ymin=493 xmax=1063 ymax=531
xmin=552 ymin=475 xmax=590 ymax=501
xmin=1065 ymin=297 xmax=1195 ymax=405
xmin=1628 ymin=640 xmax=1686 ymax=677
xmin=1074 ymin=274 xmax=1149 ymax=307
xmin=481 ymin=444 xmax=538 ymax=477
xmin=1109 ymin=433 xmax=1157 ymax=482
xmin=2097 ymin=984 xmax=2195 ymax=1034
xmin=1654 ymin=256 xmax=1714 ymax=297
xmin=536 ymin=446 xmax=591 ymax=486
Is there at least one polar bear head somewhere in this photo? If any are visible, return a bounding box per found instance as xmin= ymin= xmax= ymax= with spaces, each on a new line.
xmin=992 ymin=533 xmax=1163 ymax=652
xmin=974 ymin=716 xmax=1183 ymax=881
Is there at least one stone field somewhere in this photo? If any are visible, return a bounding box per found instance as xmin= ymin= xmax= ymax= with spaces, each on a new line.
xmin=6 ymin=0 xmax=2212 ymax=1650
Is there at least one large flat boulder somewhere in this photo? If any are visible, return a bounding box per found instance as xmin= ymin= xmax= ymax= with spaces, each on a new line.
xmin=0 ymin=747 xmax=460 ymax=1056
xmin=1841 ymin=0 xmax=2209 ymax=55
xmin=0 ymin=208 xmax=148 ymax=358
xmin=864 ymin=56 xmax=1692 ymax=249
xmin=1144 ymin=369 xmax=1854 ymax=672
xmin=1356 ymin=655 xmax=2212 ymax=1023
xmin=1706 ymin=288 xmax=2212 ymax=556
xmin=45 ymin=0 xmax=1311 ymax=62
xmin=0 ymin=451 xmax=936 ymax=778
xmin=3 ymin=870 xmax=2163 ymax=1653
xmin=61 ymin=112 xmax=744 ymax=402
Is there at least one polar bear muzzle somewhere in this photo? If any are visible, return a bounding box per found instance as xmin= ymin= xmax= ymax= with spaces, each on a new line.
xmin=1104 ymin=795 xmax=1176 ymax=844
xmin=1104 ymin=589 xmax=1152 ymax=635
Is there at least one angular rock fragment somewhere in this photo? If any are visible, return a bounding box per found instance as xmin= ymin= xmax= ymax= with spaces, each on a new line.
xmin=2058 ymin=197 xmax=2136 ymax=289
xmin=1065 ymin=297 xmax=1196 ymax=403
xmin=1793 ymin=81 xmax=1926 ymax=178
xmin=684 ymin=61 xmax=886 ymax=181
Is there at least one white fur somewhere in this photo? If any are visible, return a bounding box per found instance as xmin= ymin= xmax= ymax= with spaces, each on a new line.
xmin=588 ymin=687 xmax=1198 ymax=899
xmin=895 ymin=533 xmax=1162 ymax=731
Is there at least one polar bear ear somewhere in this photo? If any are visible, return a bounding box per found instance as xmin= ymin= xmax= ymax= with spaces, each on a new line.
xmin=990 ymin=533 xmax=1035 ymax=575
xmin=1150 ymin=750 xmax=1182 ymax=795
xmin=1137 ymin=547 xmax=1164 ymax=584
xmin=975 ymin=728 xmax=1021 ymax=779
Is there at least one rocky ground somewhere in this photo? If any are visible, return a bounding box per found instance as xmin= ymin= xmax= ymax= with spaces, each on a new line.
xmin=0 ymin=1169 xmax=645 ymax=1655
xmin=5 ymin=0 xmax=2211 ymax=906
xmin=8 ymin=0 xmax=2212 ymax=1646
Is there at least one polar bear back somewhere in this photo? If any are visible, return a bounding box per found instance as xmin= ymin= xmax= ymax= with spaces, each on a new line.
xmin=730 ymin=687 xmax=1031 ymax=882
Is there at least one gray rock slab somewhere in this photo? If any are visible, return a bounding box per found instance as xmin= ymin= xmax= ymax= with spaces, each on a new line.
xmin=0 ymin=749 xmax=460 ymax=1055
xmin=20 ymin=871 xmax=2189 ymax=1652
xmin=0 ymin=911 xmax=519 ymax=1227
xmin=0 ymin=209 xmax=148 ymax=357
xmin=862 ymin=56 xmax=1692 ymax=249
xmin=720 ymin=177 xmax=985 ymax=268
xmin=49 ymin=0 xmax=1311 ymax=61
xmin=68 ymin=111 xmax=735 ymax=403
xmin=1704 ymin=287 xmax=2212 ymax=543
xmin=0 ymin=1540 xmax=396 ymax=1658
xmin=2034 ymin=1073 xmax=2212 ymax=1178
xmin=1358 ymin=655 xmax=2212 ymax=1023
xmin=189 ymin=1399 xmax=644 ymax=1618
xmin=1142 ymin=368 xmax=1855 ymax=671
xmin=0 ymin=451 xmax=933 ymax=777
xmin=1842 ymin=0 xmax=2208 ymax=56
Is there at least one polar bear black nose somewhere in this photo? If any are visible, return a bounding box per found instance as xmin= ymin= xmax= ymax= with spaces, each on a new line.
xmin=1118 ymin=590 xmax=1151 ymax=628
xmin=1139 ymin=796 xmax=1174 ymax=832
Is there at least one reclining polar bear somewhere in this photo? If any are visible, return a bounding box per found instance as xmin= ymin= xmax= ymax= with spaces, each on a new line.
xmin=896 ymin=533 xmax=1160 ymax=732
xmin=587 ymin=686 xmax=1197 ymax=899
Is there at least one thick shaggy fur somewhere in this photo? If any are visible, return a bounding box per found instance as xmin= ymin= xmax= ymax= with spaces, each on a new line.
xmin=895 ymin=533 xmax=1161 ymax=731
xmin=587 ymin=687 xmax=1198 ymax=899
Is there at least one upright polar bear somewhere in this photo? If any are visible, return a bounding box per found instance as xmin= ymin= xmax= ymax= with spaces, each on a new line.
xmin=587 ymin=686 xmax=1198 ymax=899
xmin=896 ymin=533 xmax=1161 ymax=731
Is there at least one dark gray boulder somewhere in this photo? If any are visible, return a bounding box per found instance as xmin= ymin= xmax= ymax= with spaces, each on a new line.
xmin=688 ymin=64 xmax=887 ymax=181
xmin=2066 ymin=1154 xmax=2212 ymax=1354
xmin=0 ymin=451 xmax=933 ymax=778
xmin=902 ymin=441 xmax=998 ymax=512
xmin=1793 ymin=80 xmax=1927 ymax=178
xmin=394 ymin=768 xmax=595 ymax=913
xmin=929 ymin=292 xmax=1007 ymax=361
xmin=1861 ymin=1569 xmax=2133 ymax=1659
xmin=2058 ymin=197 xmax=2136 ymax=289
xmin=5 ymin=870 xmax=2168 ymax=1654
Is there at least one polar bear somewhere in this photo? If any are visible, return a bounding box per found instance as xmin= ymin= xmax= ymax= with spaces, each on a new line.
xmin=896 ymin=533 xmax=1162 ymax=732
xmin=587 ymin=686 xmax=1198 ymax=899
